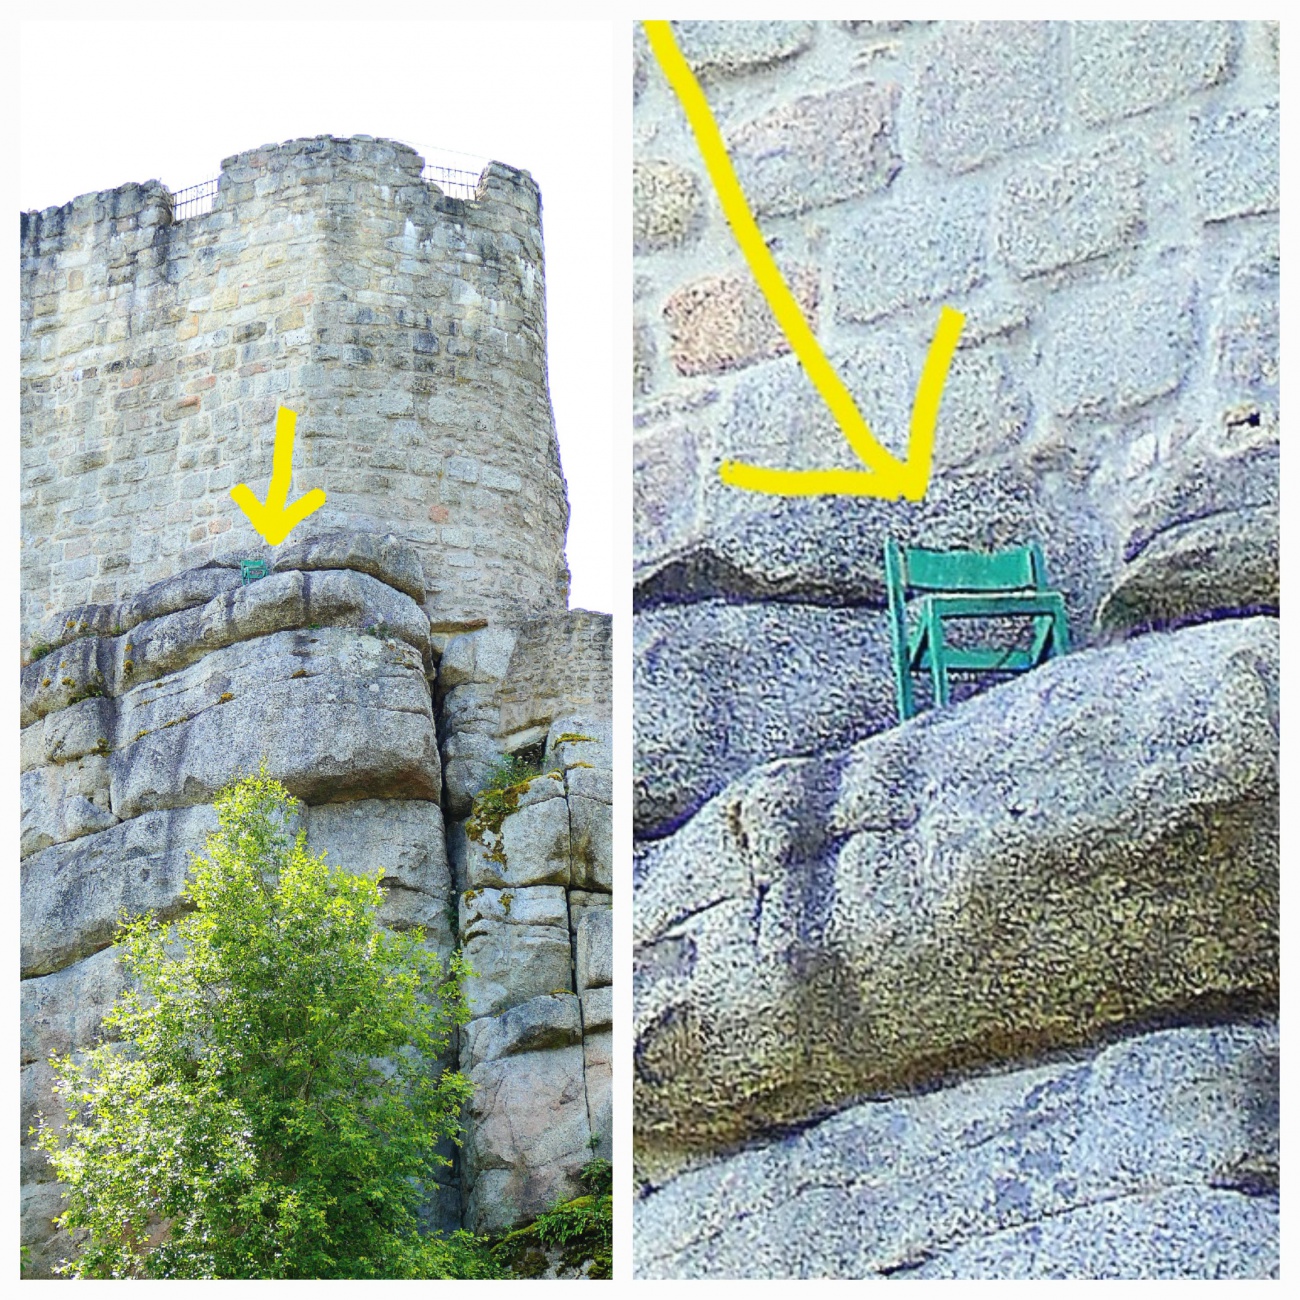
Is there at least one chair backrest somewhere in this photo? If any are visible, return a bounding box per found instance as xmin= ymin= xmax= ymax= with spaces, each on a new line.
xmin=887 ymin=541 xmax=1045 ymax=597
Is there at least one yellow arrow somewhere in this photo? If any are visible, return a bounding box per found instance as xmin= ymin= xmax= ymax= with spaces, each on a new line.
xmin=643 ymin=20 xmax=963 ymax=502
xmin=230 ymin=406 xmax=326 ymax=545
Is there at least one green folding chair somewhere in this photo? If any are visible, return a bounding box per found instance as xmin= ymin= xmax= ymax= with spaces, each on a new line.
xmin=885 ymin=539 xmax=1069 ymax=722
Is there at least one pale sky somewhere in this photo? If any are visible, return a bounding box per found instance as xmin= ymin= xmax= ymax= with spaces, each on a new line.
xmin=19 ymin=19 xmax=617 ymax=613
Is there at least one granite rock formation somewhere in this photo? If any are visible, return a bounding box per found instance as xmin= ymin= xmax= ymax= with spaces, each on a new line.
xmin=20 ymin=136 xmax=611 ymax=1276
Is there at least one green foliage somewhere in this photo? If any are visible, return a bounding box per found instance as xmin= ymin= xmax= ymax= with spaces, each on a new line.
xmin=493 ymin=1158 xmax=613 ymax=1280
xmin=36 ymin=769 xmax=476 ymax=1280
xmin=464 ymin=754 xmax=548 ymax=846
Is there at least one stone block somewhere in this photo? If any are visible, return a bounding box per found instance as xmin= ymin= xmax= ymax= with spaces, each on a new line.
xmin=1097 ymin=506 xmax=1278 ymax=635
xmin=108 ymin=627 xmax=439 ymax=820
xmin=634 ymin=618 xmax=1277 ymax=1168
xmin=269 ymin=529 xmax=426 ymax=603
xmin=633 ymin=598 xmax=895 ymax=838
xmin=462 ymin=1042 xmax=592 ymax=1234
xmin=1193 ymin=103 xmax=1279 ymax=223
xmin=1215 ymin=297 xmax=1279 ymax=395
xmin=1046 ymin=274 xmax=1195 ymax=418
xmin=727 ymin=82 xmax=900 ymax=218
xmin=580 ymin=984 xmax=613 ymax=1033
xmin=461 ymin=992 xmax=583 ymax=1070
xmin=1073 ymin=22 xmax=1236 ymax=125
xmin=21 ymin=946 xmax=129 ymax=1066
xmin=464 ymin=787 xmax=571 ymax=890
xmin=633 ymin=161 xmax=705 ymax=254
xmin=305 ymin=799 xmax=454 ymax=951
xmin=576 ymin=907 xmax=612 ymax=992
xmin=996 ymin=140 xmax=1146 ymax=278
xmin=21 ymin=805 xmax=218 ymax=978
xmin=459 ymin=886 xmax=572 ymax=1019
xmin=833 ymin=189 xmax=986 ymax=324
xmin=584 ymin=1029 xmax=613 ymax=1162
xmin=634 ymin=1022 xmax=1278 ymax=1278
xmin=672 ymin=20 xmax=814 ymax=75
xmin=37 ymin=695 xmax=115 ymax=766
xmin=664 ymin=265 xmax=819 ymax=376
xmin=570 ymin=795 xmax=613 ymax=892
xmin=634 ymin=422 xmax=703 ymax=562
xmin=914 ymin=22 xmax=1062 ymax=173
xmin=21 ymin=756 xmax=117 ymax=858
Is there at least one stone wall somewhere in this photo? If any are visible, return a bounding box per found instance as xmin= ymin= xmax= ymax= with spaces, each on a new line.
xmin=634 ymin=20 xmax=1278 ymax=838
xmin=21 ymin=135 xmax=570 ymax=642
xmin=20 ymin=137 xmax=612 ymax=1277
xmin=633 ymin=21 xmax=1278 ymax=1278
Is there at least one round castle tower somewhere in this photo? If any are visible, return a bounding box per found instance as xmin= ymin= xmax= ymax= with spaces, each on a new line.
xmin=20 ymin=135 xmax=571 ymax=645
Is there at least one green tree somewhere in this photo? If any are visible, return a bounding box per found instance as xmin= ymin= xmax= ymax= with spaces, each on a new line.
xmin=36 ymin=771 xmax=503 ymax=1279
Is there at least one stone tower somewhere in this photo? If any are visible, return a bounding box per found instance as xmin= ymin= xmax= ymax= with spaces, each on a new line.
xmin=21 ymin=136 xmax=612 ymax=1275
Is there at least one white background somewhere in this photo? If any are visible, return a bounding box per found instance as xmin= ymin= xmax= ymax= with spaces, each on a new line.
xmin=18 ymin=18 xmax=617 ymax=614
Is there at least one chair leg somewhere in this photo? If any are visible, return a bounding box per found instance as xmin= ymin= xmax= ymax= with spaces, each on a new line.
xmin=896 ymin=657 xmax=917 ymax=722
xmin=928 ymin=607 xmax=950 ymax=709
xmin=1050 ymin=602 xmax=1070 ymax=657
xmin=891 ymin=614 xmax=917 ymax=723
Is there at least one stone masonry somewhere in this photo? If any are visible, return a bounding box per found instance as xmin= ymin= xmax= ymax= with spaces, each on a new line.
xmin=20 ymin=136 xmax=612 ymax=1275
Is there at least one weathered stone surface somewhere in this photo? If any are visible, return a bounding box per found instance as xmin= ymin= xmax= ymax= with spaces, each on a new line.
xmin=633 ymin=423 xmax=703 ymax=562
xmin=635 ymin=1022 xmax=1278 ymax=1279
xmin=1122 ymin=439 xmax=1278 ymax=564
xmin=580 ymin=984 xmax=612 ymax=1034
xmin=108 ymin=627 xmax=438 ymax=820
xmin=1072 ymin=22 xmax=1236 ymax=125
xmin=305 ymin=799 xmax=453 ymax=950
xmin=548 ymin=713 xmax=611 ymax=776
xmin=576 ymin=907 xmax=612 ymax=992
xmin=584 ymin=1029 xmax=613 ymax=1162
xmin=634 ymin=618 xmax=1277 ymax=1170
xmin=569 ymin=795 xmax=613 ymax=893
xmin=465 ymin=782 xmax=571 ymax=890
xmin=727 ymin=83 xmax=900 ymax=218
xmin=1193 ymin=103 xmax=1279 ymax=223
xmin=21 ymin=805 xmax=218 ymax=978
xmin=633 ymin=161 xmax=705 ymax=254
xmin=23 ymin=695 xmax=114 ymax=771
xmin=20 ymin=1179 xmax=68 ymax=1279
xmin=996 ymin=140 xmax=1146 ymax=278
xmin=22 ymin=568 xmax=431 ymax=726
xmin=833 ymin=189 xmax=986 ymax=324
xmin=462 ymin=993 xmax=583 ymax=1070
xmin=270 ymin=530 xmax=425 ymax=604
xmin=1216 ymin=297 xmax=1279 ymax=395
xmin=1098 ymin=507 xmax=1278 ymax=635
xmin=21 ymin=946 xmax=129 ymax=1066
xmin=21 ymin=756 xmax=116 ymax=858
xmin=463 ymin=1043 xmax=592 ymax=1233
xmin=438 ymin=612 xmax=612 ymax=818
xmin=664 ymin=266 xmax=819 ymax=376
xmin=29 ymin=566 xmax=242 ymax=663
xmin=634 ymin=599 xmax=895 ymax=838
xmin=672 ymin=20 xmax=813 ymax=75
xmin=1046 ymin=273 xmax=1195 ymax=418
xmin=459 ymin=886 xmax=572 ymax=1019
xmin=633 ymin=320 xmax=656 ymax=397
xmin=914 ymin=23 xmax=1062 ymax=173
